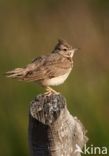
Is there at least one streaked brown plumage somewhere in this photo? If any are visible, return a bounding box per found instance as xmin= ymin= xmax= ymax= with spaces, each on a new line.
xmin=6 ymin=39 xmax=77 ymax=94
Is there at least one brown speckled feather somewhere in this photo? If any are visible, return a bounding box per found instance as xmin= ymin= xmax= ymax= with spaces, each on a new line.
xmin=6 ymin=39 xmax=77 ymax=87
xmin=22 ymin=53 xmax=73 ymax=81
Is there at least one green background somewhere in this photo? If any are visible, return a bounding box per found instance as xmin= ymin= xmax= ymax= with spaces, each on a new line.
xmin=0 ymin=0 xmax=109 ymax=156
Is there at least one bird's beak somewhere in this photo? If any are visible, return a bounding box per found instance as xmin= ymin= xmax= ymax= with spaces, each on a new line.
xmin=74 ymin=48 xmax=79 ymax=52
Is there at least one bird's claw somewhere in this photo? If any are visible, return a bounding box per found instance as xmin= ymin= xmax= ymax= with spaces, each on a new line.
xmin=44 ymin=87 xmax=59 ymax=96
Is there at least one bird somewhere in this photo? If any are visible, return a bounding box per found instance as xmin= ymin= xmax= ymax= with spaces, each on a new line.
xmin=6 ymin=39 xmax=77 ymax=94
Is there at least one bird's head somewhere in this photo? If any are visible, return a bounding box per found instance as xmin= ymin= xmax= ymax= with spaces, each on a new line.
xmin=52 ymin=39 xmax=77 ymax=58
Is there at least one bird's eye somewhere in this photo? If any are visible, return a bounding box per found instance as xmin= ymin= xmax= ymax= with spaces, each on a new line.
xmin=63 ymin=48 xmax=67 ymax=51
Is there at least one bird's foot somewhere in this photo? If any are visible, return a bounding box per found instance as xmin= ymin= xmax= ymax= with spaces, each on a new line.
xmin=44 ymin=86 xmax=59 ymax=96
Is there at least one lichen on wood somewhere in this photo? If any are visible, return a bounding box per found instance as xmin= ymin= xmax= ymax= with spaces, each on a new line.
xmin=29 ymin=93 xmax=88 ymax=156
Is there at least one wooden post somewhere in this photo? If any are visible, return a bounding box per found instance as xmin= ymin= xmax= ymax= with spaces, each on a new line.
xmin=29 ymin=93 xmax=88 ymax=156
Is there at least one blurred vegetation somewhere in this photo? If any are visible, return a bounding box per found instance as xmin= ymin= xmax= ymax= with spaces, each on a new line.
xmin=0 ymin=0 xmax=109 ymax=156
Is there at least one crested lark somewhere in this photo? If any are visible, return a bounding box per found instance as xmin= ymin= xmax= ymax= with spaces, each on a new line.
xmin=6 ymin=39 xmax=77 ymax=94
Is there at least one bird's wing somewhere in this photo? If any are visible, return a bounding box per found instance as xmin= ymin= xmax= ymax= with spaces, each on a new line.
xmin=6 ymin=55 xmax=47 ymax=80
xmin=22 ymin=53 xmax=73 ymax=81
xmin=43 ymin=53 xmax=73 ymax=78
xmin=6 ymin=53 xmax=73 ymax=81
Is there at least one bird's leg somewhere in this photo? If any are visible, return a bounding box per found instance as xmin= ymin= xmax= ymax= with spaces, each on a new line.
xmin=45 ymin=86 xmax=59 ymax=95
xmin=46 ymin=86 xmax=59 ymax=94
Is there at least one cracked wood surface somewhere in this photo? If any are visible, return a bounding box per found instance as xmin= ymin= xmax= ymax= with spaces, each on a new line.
xmin=29 ymin=93 xmax=88 ymax=156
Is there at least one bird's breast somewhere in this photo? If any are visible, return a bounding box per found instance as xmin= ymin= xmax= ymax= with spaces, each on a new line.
xmin=42 ymin=68 xmax=72 ymax=86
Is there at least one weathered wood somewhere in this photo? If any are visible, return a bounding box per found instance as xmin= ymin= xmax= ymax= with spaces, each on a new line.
xmin=29 ymin=93 xmax=88 ymax=156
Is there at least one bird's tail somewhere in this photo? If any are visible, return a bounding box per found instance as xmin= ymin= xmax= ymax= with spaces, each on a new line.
xmin=5 ymin=68 xmax=26 ymax=80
